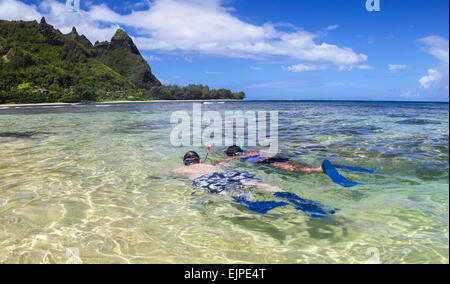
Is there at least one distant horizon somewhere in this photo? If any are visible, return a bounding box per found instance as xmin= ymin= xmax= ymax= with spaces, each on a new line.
xmin=242 ymin=99 xmax=450 ymax=103
xmin=1 ymin=99 xmax=449 ymax=108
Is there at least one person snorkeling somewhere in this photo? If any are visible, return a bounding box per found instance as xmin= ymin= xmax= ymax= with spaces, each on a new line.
xmin=172 ymin=151 xmax=283 ymax=193
xmin=171 ymin=150 xmax=337 ymax=217
xmin=216 ymin=145 xmax=324 ymax=174
xmin=216 ymin=146 xmax=378 ymax=188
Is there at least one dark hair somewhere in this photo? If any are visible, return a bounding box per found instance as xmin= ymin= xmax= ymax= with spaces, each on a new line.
xmin=183 ymin=151 xmax=201 ymax=166
xmin=225 ymin=145 xmax=244 ymax=157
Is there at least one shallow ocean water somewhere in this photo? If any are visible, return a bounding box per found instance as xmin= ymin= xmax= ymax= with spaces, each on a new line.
xmin=0 ymin=101 xmax=448 ymax=264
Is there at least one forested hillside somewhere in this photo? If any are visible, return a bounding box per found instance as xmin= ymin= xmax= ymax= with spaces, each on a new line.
xmin=0 ymin=18 xmax=245 ymax=104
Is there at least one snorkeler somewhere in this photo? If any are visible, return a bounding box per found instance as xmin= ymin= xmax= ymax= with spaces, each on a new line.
xmin=171 ymin=151 xmax=282 ymax=193
xmin=217 ymin=145 xmax=324 ymax=174
xmin=171 ymin=151 xmax=337 ymax=217
xmin=217 ymin=146 xmax=378 ymax=188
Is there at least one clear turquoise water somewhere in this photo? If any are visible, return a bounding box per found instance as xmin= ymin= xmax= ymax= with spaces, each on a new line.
xmin=0 ymin=101 xmax=448 ymax=264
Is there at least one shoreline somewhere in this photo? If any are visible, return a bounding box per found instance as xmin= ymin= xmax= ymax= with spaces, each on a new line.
xmin=1 ymin=100 xmax=448 ymax=108
xmin=0 ymin=99 xmax=242 ymax=107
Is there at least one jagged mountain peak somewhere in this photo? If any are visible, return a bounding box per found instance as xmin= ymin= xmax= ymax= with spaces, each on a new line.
xmin=66 ymin=26 xmax=92 ymax=49
xmin=71 ymin=26 xmax=78 ymax=35
xmin=109 ymin=29 xmax=140 ymax=55
xmin=94 ymin=27 xmax=161 ymax=88
xmin=112 ymin=29 xmax=131 ymax=41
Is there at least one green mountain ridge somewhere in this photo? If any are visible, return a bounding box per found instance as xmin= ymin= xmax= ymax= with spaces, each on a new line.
xmin=0 ymin=18 xmax=244 ymax=104
xmin=95 ymin=28 xmax=161 ymax=89
xmin=67 ymin=26 xmax=93 ymax=49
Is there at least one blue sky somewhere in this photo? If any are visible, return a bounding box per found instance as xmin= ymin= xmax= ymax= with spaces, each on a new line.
xmin=1 ymin=0 xmax=449 ymax=101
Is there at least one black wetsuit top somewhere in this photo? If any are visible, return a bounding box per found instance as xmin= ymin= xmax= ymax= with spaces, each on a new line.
xmin=257 ymin=157 xmax=290 ymax=165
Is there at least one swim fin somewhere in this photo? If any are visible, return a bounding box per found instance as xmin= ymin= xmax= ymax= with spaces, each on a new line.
xmin=332 ymin=164 xmax=378 ymax=174
xmin=322 ymin=160 xmax=361 ymax=188
xmin=233 ymin=196 xmax=289 ymax=214
xmin=274 ymin=192 xmax=336 ymax=218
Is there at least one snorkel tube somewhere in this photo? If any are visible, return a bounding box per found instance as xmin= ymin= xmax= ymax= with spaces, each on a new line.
xmin=203 ymin=145 xmax=212 ymax=163
xmin=238 ymin=138 xmax=244 ymax=151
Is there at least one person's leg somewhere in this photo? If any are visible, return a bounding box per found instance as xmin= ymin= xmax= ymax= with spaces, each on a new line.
xmin=295 ymin=166 xmax=324 ymax=174
xmin=270 ymin=161 xmax=324 ymax=174
xmin=290 ymin=161 xmax=324 ymax=174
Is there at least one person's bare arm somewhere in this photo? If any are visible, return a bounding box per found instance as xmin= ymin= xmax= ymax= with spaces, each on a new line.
xmin=259 ymin=149 xmax=282 ymax=156
xmin=212 ymin=157 xmax=235 ymax=166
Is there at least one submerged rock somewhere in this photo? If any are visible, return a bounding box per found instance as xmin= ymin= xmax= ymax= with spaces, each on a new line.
xmin=0 ymin=132 xmax=54 ymax=139
xmin=0 ymin=131 xmax=37 ymax=138
xmin=396 ymin=119 xmax=442 ymax=125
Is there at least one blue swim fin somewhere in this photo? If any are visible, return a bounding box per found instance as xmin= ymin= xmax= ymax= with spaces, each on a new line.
xmin=322 ymin=160 xmax=360 ymax=188
xmin=333 ymin=164 xmax=378 ymax=174
xmin=233 ymin=196 xmax=289 ymax=214
xmin=274 ymin=192 xmax=336 ymax=218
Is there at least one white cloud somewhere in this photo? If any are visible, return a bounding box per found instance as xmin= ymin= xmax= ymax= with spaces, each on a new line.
xmin=250 ymin=66 xmax=262 ymax=70
xmin=144 ymin=55 xmax=161 ymax=61
xmin=157 ymin=77 xmax=170 ymax=85
xmin=284 ymin=63 xmax=372 ymax=72
xmin=183 ymin=56 xmax=194 ymax=63
xmin=115 ymin=0 xmax=367 ymax=65
xmin=283 ymin=64 xmax=326 ymax=72
xmin=355 ymin=64 xmax=372 ymax=70
xmin=400 ymin=91 xmax=420 ymax=99
xmin=38 ymin=0 xmax=120 ymax=43
xmin=0 ymin=0 xmax=41 ymax=21
xmin=0 ymin=0 xmax=368 ymax=67
xmin=419 ymin=68 xmax=442 ymax=89
xmin=246 ymin=79 xmax=309 ymax=89
xmin=388 ymin=64 xmax=407 ymax=72
xmin=0 ymin=0 xmax=119 ymax=42
xmin=418 ymin=36 xmax=449 ymax=89
xmin=339 ymin=64 xmax=372 ymax=71
xmin=420 ymin=36 xmax=449 ymax=63
xmin=325 ymin=24 xmax=339 ymax=31
xmin=327 ymin=82 xmax=346 ymax=87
